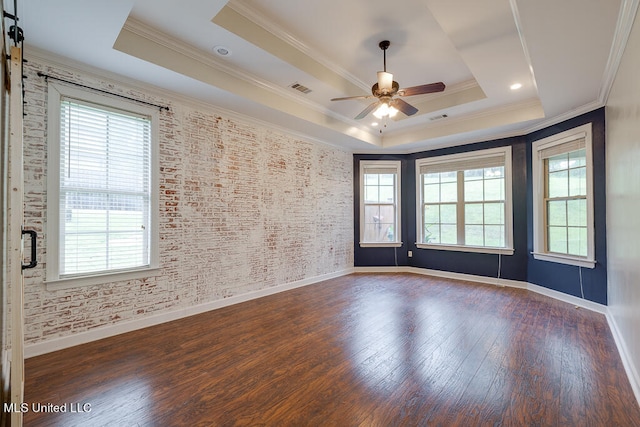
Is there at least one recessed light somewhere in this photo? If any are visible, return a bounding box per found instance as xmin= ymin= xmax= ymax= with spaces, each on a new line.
xmin=213 ymin=45 xmax=231 ymax=57
xmin=372 ymin=122 xmax=378 ymax=126
xmin=510 ymin=83 xmax=522 ymax=90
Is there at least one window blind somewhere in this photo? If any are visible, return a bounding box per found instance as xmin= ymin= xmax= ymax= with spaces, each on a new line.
xmin=362 ymin=166 xmax=398 ymax=175
xmin=538 ymin=135 xmax=586 ymax=160
xmin=59 ymin=98 xmax=152 ymax=277
xmin=419 ymin=152 xmax=505 ymax=174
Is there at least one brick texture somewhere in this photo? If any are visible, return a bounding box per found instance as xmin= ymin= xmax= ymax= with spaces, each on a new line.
xmin=22 ymin=59 xmax=354 ymax=345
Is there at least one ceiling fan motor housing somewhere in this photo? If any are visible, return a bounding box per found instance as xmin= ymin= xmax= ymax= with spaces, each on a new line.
xmin=372 ymin=81 xmax=399 ymax=97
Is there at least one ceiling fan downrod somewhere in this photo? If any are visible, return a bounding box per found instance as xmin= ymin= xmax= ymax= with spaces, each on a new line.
xmin=379 ymin=40 xmax=390 ymax=72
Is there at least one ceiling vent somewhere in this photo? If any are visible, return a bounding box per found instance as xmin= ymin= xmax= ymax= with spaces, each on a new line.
xmin=290 ymin=82 xmax=312 ymax=94
xmin=429 ymin=113 xmax=449 ymax=121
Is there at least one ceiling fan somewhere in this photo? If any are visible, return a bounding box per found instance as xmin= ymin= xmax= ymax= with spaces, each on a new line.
xmin=331 ymin=40 xmax=445 ymax=120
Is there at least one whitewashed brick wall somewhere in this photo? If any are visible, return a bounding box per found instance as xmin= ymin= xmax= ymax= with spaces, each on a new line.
xmin=22 ymin=58 xmax=354 ymax=345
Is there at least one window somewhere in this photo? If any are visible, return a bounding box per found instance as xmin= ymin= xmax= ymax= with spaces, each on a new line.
xmin=416 ymin=146 xmax=513 ymax=254
xmin=359 ymin=161 xmax=402 ymax=247
xmin=46 ymin=84 xmax=159 ymax=289
xmin=532 ymin=123 xmax=594 ymax=268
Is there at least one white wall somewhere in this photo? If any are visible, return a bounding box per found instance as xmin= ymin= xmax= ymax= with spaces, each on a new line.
xmin=21 ymin=54 xmax=354 ymax=347
xmin=606 ymin=7 xmax=640 ymax=397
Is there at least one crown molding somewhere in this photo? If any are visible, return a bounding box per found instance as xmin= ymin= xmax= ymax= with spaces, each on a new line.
xmin=118 ymin=18 xmax=378 ymax=146
xmin=23 ymin=47 xmax=357 ymax=153
xmin=508 ymin=0 xmax=540 ymax=96
xmin=599 ymin=0 xmax=640 ymax=104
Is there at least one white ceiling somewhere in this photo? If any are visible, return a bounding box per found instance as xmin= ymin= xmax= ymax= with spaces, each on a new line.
xmin=14 ymin=0 xmax=630 ymax=152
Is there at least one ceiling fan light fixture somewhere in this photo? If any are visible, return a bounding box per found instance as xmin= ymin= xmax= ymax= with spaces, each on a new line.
xmin=373 ymin=102 xmax=398 ymax=119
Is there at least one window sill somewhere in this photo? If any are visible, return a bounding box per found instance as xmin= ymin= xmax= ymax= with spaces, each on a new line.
xmin=46 ymin=267 xmax=161 ymax=291
xmin=415 ymin=243 xmax=514 ymax=255
xmin=359 ymin=242 xmax=403 ymax=248
xmin=531 ymin=252 xmax=596 ymax=269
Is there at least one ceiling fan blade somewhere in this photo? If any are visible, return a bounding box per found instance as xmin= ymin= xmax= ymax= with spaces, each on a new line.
xmin=355 ymin=101 xmax=380 ymax=120
xmin=331 ymin=95 xmax=374 ymax=101
xmin=398 ymin=82 xmax=446 ymax=97
xmin=392 ymin=98 xmax=418 ymax=116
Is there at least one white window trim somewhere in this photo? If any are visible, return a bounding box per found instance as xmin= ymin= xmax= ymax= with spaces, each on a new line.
xmin=359 ymin=160 xmax=402 ymax=248
xmin=531 ymin=123 xmax=595 ymax=268
xmin=415 ymin=146 xmax=514 ymax=255
xmin=45 ymin=83 xmax=160 ymax=290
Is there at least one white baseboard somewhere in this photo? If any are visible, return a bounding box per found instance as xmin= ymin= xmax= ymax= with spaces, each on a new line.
xmin=24 ymin=268 xmax=354 ymax=358
xmin=606 ymin=310 xmax=640 ymax=406
xmin=526 ymin=282 xmax=607 ymax=314
xmin=355 ymin=265 xmax=527 ymax=288
xmin=353 ymin=266 xmax=604 ymax=312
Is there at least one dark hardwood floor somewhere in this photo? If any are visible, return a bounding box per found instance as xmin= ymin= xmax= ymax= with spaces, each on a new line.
xmin=24 ymin=273 xmax=640 ymax=426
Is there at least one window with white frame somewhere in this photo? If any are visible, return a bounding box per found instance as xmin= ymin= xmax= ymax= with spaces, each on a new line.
xmin=416 ymin=146 xmax=513 ymax=254
xmin=359 ymin=161 xmax=402 ymax=247
xmin=46 ymin=83 xmax=159 ymax=289
xmin=532 ymin=123 xmax=595 ymax=268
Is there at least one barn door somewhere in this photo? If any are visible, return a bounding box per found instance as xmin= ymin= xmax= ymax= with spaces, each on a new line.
xmin=6 ymin=43 xmax=30 ymax=427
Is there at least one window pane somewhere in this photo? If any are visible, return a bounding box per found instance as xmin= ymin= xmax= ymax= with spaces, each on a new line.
xmin=569 ymin=149 xmax=586 ymax=168
xmin=379 ymin=185 xmax=395 ymax=203
xmin=484 ymin=178 xmax=504 ymax=200
xmin=441 ymin=171 xmax=457 ymax=183
xmin=364 ymin=185 xmax=379 ymax=203
xmin=379 ymin=174 xmax=394 ymax=186
xmin=364 ymin=174 xmax=379 ymax=186
xmin=63 ymin=233 xmax=107 ymax=275
xmin=548 ymin=226 xmax=568 ymax=254
xmin=363 ymin=203 xmax=396 ymax=243
xmin=424 ymin=204 xmax=440 ymax=224
xmin=441 ymin=224 xmax=457 ymax=245
xmin=64 ymin=205 xmax=107 ymax=233
xmin=568 ymin=227 xmax=587 ymax=256
xmin=465 ymin=225 xmax=484 ymax=246
xmin=464 ymin=180 xmax=483 ymax=202
xmin=364 ymin=223 xmax=386 ymax=242
xmin=441 ymin=182 xmax=457 ymax=203
xmin=567 ymin=199 xmax=587 ymax=227
xmin=465 ymin=204 xmax=483 ymax=224
xmin=440 ymin=204 xmax=457 ymax=224
xmin=464 ymin=169 xmax=483 ymax=181
xmin=485 ymin=167 xmax=503 ymax=179
xmin=379 ymin=205 xmax=395 ymax=222
xmin=548 ymin=170 xmax=568 ymax=198
xmin=547 ymin=200 xmax=567 ymax=226
xmin=485 ymin=225 xmax=504 ymax=247
xmin=109 ymin=233 xmax=145 ymax=268
xmin=426 ymin=224 xmax=440 ymax=243
xmin=548 ymin=153 xmax=568 ymax=172
xmin=424 ymin=183 xmax=440 ymax=203
xmin=423 ymin=173 xmax=440 ymax=184
xmin=364 ymin=204 xmax=381 ymax=221
xmin=569 ymin=167 xmax=586 ymax=196
xmin=484 ymin=202 xmax=504 ymax=225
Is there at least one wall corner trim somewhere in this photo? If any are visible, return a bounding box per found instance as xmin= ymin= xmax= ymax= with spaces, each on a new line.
xmin=24 ymin=268 xmax=355 ymax=359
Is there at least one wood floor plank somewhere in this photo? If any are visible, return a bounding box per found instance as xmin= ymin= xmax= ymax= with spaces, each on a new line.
xmin=23 ymin=273 xmax=640 ymax=426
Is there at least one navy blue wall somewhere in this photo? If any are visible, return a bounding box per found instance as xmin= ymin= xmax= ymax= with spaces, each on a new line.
xmin=526 ymin=108 xmax=607 ymax=304
xmin=354 ymin=108 xmax=607 ymax=304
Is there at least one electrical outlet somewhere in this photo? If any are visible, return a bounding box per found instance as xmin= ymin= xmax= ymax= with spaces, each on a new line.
xmin=408 ymin=251 xmax=413 ymax=257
